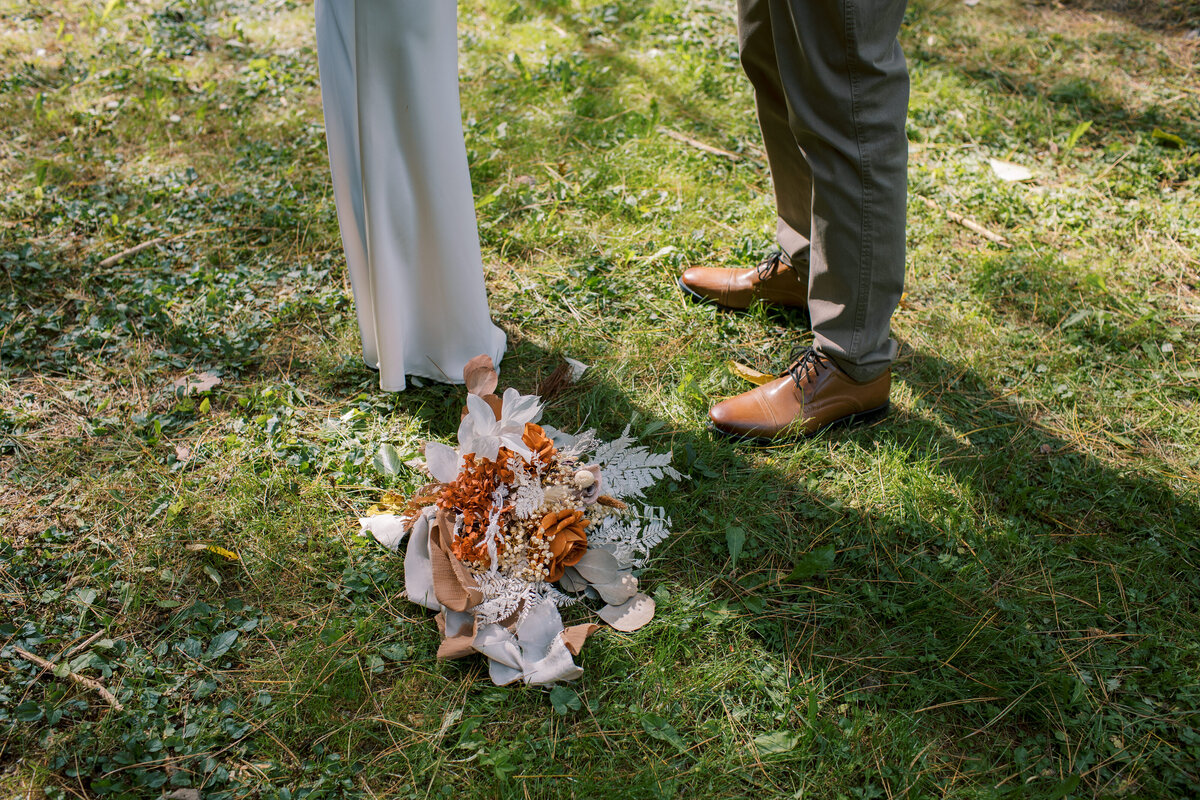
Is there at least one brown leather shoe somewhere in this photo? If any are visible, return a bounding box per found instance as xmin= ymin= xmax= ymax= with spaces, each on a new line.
xmin=679 ymin=251 xmax=807 ymax=310
xmin=708 ymin=349 xmax=889 ymax=440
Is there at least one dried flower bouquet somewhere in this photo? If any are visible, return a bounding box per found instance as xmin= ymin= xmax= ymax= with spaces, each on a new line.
xmin=360 ymin=356 xmax=680 ymax=685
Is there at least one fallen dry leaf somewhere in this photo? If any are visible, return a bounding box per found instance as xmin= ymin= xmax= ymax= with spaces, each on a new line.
xmin=988 ymin=158 xmax=1033 ymax=182
xmin=171 ymin=372 xmax=222 ymax=395
xmin=185 ymin=543 xmax=240 ymax=561
xmin=729 ymin=361 xmax=776 ymax=386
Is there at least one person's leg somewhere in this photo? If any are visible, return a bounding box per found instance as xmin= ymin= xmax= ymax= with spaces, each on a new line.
xmin=738 ymin=0 xmax=813 ymax=266
xmin=770 ymin=0 xmax=909 ymax=382
xmin=676 ymin=0 xmax=811 ymax=311
xmin=707 ymin=0 xmax=908 ymax=439
xmin=321 ymin=1 xmax=506 ymax=391
xmin=315 ymin=0 xmax=378 ymax=371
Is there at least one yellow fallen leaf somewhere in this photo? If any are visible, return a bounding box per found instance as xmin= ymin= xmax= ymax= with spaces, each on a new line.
xmin=729 ymin=361 xmax=776 ymax=386
xmin=185 ymin=543 xmax=240 ymax=561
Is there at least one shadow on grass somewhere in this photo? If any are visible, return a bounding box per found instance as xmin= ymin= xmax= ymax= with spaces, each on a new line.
xmin=710 ymin=345 xmax=1200 ymax=794
xmin=905 ymin=0 xmax=1200 ymax=149
xmin=298 ymin=330 xmax=1200 ymax=797
xmin=1033 ymin=0 xmax=1200 ymax=32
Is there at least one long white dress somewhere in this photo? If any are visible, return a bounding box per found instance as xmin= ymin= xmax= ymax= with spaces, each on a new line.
xmin=315 ymin=0 xmax=507 ymax=391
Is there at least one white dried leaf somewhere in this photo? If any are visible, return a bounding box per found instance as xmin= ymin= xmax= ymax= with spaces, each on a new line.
xmin=988 ymin=158 xmax=1033 ymax=182
xmin=171 ymin=372 xmax=221 ymax=395
xmin=359 ymin=514 xmax=410 ymax=551
xmin=564 ymin=357 xmax=589 ymax=381
xmin=598 ymin=593 xmax=655 ymax=632
xmin=425 ymin=442 xmax=460 ymax=483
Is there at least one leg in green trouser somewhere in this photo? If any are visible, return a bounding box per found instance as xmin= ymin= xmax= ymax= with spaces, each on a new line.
xmin=707 ymin=0 xmax=910 ymax=439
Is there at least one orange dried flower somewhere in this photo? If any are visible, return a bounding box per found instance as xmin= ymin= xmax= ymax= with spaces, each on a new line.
xmin=438 ymin=450 xmax=515 ymax=567
xmin=533 ymin=509 xmax=589 ymax=582
xmin=522 ymin=423 xmax=556 ymax=463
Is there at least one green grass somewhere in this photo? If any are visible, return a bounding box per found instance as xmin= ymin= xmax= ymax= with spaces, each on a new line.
xmin=2 ymin=0 xmax=1198 ymax=798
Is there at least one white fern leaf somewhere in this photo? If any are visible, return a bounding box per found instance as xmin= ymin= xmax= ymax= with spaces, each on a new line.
xmin=588 ymin=425 xmax=681 ymax=500
xmin=589 ymin=505 xmax=673 ymax=568
xmin=555 ymin=428 xmax=599 ymax=460
xmin=474 ymin=574 xmax=543 ymax=625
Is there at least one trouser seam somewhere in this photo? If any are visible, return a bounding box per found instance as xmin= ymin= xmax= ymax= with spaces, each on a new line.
xmin=844 ymin=0 xmax=872 ymax=364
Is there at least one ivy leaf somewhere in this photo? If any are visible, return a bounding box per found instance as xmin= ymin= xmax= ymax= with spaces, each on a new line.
xmin=68 ymin=653 xmax=94 ymax=673
xmin=549 ymin=685 xmax=581 ymax=715
xmin=204 ymin=630 xmax=238 ymax=661
xmin=640 ymin=713 xmax=687 ymax=752
xmin=378 ymin=644 xmax=409 ymax=662
xmin=15 ymin=700 xmax=43 ymax=722
xmin=785 ymin=545 xmax=836 ymax=582
xmin=1047 ymin=774 xmax=1081 ymax=800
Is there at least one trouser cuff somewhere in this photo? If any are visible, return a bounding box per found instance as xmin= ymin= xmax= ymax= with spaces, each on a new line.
xmin=776 ymin=218 xmax=811 ymax=266
xmin=818 ymin=340 xmax=897 ymax=383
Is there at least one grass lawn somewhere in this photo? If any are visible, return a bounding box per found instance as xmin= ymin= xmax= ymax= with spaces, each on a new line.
xmin=2 ymin=0 xmax=1199 ymax=797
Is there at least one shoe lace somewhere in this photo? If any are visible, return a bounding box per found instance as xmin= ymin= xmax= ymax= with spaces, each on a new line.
xmin=785 ymin=347 xmax=828 ymax=391
xmin=754 ymin=251 xmax=789 ymax=282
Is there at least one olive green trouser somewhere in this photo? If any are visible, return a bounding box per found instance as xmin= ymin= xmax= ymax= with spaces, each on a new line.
xmin=738 ymin=0 xmax=909 ymax=382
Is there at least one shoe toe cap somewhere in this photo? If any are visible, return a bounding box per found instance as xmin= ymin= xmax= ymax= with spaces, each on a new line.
xmin=709 ymin=398 xmax=752 ymax=436
xmin=679 ymin=268 xmax=710 ymax=292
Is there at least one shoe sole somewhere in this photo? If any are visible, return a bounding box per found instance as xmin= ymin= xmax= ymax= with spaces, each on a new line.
xmin=708 ymin=402 xmax=890 ymax=445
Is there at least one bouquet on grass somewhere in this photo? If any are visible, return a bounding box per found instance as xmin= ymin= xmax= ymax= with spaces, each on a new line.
xmin=360 ymin=356 xmax=681 ymax=685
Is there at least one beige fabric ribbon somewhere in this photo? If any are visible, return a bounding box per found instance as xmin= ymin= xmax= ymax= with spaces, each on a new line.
xmin=562 ymin=623 xmax=601 ymax=656
xmin=435 ymin=610 xmax=479 ymax=660
xmin=427 ymin=508 xmax=483 ymax=612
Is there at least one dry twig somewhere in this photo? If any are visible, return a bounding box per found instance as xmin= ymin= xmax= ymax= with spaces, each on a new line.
xmin=919 ymin=195 xmax=1010 ymax=247
xmin=532 ymin=361 xmax=573 ymax=404
xmin=14 ymin=646 xmax=124 ymax=711
xmin=67 ymin=630 xmax=106 ymax=657
xmin=97 ymin=229 xmax=214 ymax=268
xmin=657 ymin=127 xmax=743 ymax=161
